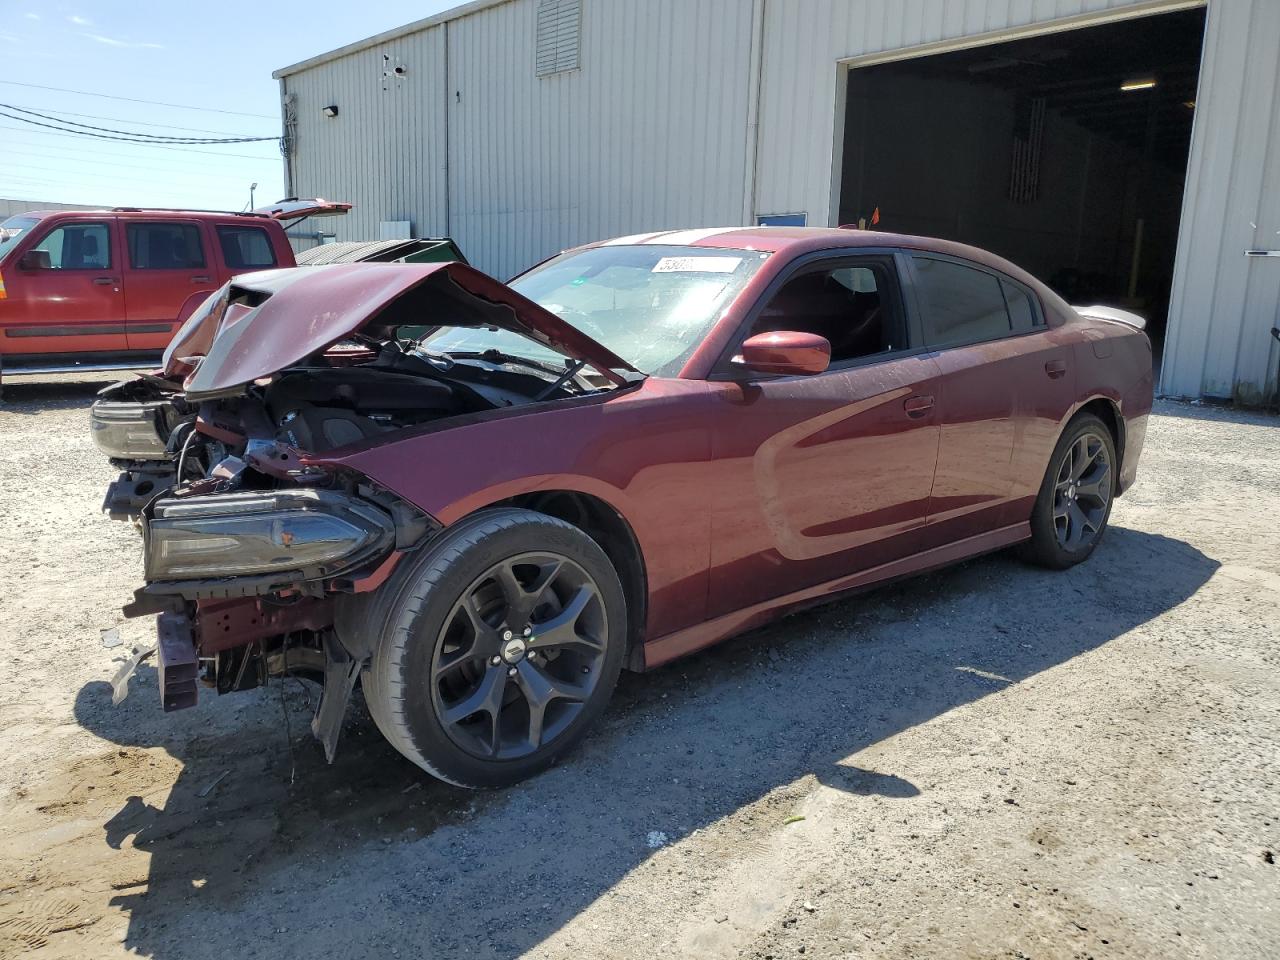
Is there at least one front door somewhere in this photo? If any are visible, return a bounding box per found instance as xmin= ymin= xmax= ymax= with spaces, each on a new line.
xmin=122 ymin=220 xmax=217 ymax=351
xmin=1 ymin=218 xmax=126 ymax=357
xmin=706 ymin=254 xmax=942 ymax=618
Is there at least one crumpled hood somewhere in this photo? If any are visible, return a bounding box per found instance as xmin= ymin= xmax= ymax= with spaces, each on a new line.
xmin=165 ymin=261 xmax=640 ymax=397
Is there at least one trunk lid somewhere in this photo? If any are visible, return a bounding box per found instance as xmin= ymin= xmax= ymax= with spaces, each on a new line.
xmin=165 ymin=261 xmax=640 ymax=397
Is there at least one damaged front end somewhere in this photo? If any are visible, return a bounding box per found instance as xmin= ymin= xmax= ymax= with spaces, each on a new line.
xmin=121 ymin=434 xmax=437 ymax=760
xmin=97 ymin=260 xmax=639 ymax=761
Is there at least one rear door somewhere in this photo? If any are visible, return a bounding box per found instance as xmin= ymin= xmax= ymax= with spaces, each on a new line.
xmin=122 ymin=219 xmax=217 ymax=351
xmin=0 ymin=217 xmax=127 ymax=356
xmin=906 ymin=254 xmax=1073 ymax=546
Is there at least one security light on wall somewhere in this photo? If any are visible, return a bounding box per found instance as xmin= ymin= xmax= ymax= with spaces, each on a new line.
xmin=322 ymin=104 xmax=339 ymax=118
xmin=1120 ymin=77 xmax=1157 ymax=92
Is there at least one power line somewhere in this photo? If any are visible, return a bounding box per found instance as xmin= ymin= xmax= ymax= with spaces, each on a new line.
xmin=0 ymin=104 xmax=280 ymax=144
xmin=12 ymin=105 xmax=276 ymax=137
xmin=0 ymin=124 xmax=282 ymax=161
xmin=0 ymin=79 xmax=278 ymax=119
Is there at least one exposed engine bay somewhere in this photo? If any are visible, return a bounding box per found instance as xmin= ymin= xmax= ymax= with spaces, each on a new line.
xmin=94 ymin=338 xmax=602 ymax=508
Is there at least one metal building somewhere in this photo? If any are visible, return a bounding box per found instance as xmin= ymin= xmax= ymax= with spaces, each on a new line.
xmin=274 ymin=0 xmax=1280 ymax=403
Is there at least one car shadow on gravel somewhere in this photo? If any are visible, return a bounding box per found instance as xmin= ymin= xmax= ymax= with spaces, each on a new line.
xmin=70 ymin=525 xmax=1217 ymax=959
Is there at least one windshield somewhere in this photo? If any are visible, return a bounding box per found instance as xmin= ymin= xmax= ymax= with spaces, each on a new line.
xmin=421 ymin=244 xmax=768 ymax=376
xmin=0 ymin=216 xmax=39 ymax=262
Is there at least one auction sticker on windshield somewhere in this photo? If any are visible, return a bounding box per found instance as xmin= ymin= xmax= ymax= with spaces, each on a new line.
xmin=651 ymin=256 xmax=742 ymax=273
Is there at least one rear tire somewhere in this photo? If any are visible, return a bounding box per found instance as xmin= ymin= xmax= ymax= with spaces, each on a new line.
xmin=363 ymin=508 xmax=627 ymax=788
xmin=1022 ymin=413 xmax=1117 ymax=570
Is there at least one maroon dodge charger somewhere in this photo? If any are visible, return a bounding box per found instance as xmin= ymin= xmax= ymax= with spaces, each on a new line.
xmin=92 ymin=227 xmax=1152 ymax=787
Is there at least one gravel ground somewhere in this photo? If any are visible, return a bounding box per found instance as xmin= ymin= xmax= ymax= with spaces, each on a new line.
xmin=0 ymin=375 xmax=1276 ymax=960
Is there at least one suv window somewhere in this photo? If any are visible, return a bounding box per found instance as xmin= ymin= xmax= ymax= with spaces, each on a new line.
xmin=912 ymin=256 xmax=1011 ymax=346
xmin=217 ymin=225 xmax=276 ymax=269
xmin=750 ymin=259 xmax=904 ymax=363
xmin=32 ymin=222 xmax=111 ymax=270
xmin=127 ymin=222 xmax=205 ymax=270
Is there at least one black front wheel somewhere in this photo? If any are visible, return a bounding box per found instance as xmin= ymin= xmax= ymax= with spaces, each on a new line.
xmin=362 ymin=509 xmax=627 ymax=788
xmin=1023 ymin=413 xmax=1117 ymax=569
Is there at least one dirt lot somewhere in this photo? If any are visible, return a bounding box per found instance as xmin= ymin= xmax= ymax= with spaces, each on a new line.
xmin=0 ymin=375 xmax=1276 ymax=960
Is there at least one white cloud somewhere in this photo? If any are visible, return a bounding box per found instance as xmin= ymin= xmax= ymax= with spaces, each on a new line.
xmin=84 ymin=33 xmax=164 ymax=50
xmin=68 ymin=14 xmax=92 ymax=26
xmin=24 ymin=12 xmax=40 ymax=20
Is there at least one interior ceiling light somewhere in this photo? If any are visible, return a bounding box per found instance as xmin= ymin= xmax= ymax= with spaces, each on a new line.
xmin=1120 ymin=77 xmax=1157 ymax=92
xmin=1183 ymin=99 xmax=1196 ymax=109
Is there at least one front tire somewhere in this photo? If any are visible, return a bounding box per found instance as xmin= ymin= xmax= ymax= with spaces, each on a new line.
xmin=1023 ymin=413 xmax=1117 ymax=570
xmin=363 ymin=508 xmax=627 ymax=788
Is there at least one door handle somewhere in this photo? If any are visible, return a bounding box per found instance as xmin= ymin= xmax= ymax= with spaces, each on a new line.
xmin=1045 ymin=359 xmax=1068 ymax=379
xmin=92 ymin=277 xmax=117 ymax=285
xmin=191 ymin=275 xmax=212 ymax=283
xmin=904 ymin=395 xmax=935 ymax=418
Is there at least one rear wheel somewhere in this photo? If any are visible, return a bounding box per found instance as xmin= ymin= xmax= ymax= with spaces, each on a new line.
xmin=1023 ymin=413 xmax=1116 ymax=569
xmin=363 ymin=509 xmax=626 ymax=788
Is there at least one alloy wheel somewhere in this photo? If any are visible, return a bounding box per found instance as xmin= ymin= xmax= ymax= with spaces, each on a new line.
xmin=1052 ymin=431 xmax=1112 ymax=551
xmin=429 ymin=552 xmax=608 ymax=761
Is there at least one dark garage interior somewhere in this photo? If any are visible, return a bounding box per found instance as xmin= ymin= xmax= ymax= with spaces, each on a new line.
xmin=838 ymin=7 xmax=1207 ymax=352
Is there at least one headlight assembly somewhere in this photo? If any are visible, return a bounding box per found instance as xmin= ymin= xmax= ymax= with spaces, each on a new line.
xmin=144 ymin=489 xmax=396 ymax=582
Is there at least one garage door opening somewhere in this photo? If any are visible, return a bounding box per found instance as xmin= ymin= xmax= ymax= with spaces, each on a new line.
xmin=837 ymin=7 xmax=1206 ymax=356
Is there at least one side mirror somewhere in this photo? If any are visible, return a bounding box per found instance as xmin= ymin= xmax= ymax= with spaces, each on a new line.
xmin=18 ymin=250 xmax=52 ymax=270
xmin=736 ymin=331 xmax=831 ymax=377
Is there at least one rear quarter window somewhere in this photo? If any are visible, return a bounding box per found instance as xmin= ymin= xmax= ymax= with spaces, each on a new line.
xmin=217 ymin=225 xmax=277 ymax=269
xmin=1001 ymin=280 xmax=1041 ymax=330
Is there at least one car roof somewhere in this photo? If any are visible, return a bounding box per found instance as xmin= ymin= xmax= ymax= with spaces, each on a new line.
xmin=582 ymin=226 xmax=1049 ymax=296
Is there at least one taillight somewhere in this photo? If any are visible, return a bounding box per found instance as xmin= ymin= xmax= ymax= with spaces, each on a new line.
xmin=0 ymin=271 xmax=7 ymax=300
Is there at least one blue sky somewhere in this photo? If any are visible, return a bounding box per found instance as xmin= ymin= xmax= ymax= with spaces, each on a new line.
xmin=0 ymin=1 xmax=457 ymax=210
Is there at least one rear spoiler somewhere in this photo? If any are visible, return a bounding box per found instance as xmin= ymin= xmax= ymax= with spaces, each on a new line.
xmin=1073 ymin=304 xmax=1146 ymax=331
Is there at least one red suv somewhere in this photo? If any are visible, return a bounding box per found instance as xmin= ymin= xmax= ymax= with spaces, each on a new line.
xmin=0 ymin=199 xmax=348 ymax=392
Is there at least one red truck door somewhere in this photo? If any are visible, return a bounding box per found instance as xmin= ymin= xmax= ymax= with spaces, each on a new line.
xmin=1 ymin=216 xmax=127 ymax=356
xmin=122 ymin=219 xmax=219 ymax=351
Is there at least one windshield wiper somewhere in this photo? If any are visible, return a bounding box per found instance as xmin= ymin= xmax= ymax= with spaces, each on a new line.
xmin=447 ymin=349 xmax=590 ymax=391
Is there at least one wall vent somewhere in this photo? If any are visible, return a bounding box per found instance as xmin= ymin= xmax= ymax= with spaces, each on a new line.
xmin=536 ymin=0 xmax=581 ymax=77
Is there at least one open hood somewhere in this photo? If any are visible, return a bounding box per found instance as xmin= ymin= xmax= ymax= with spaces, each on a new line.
xmin=251 ymin=198 xmax=352 ymax=221
xmin=164 ymin=261 xmax=641 ymax=398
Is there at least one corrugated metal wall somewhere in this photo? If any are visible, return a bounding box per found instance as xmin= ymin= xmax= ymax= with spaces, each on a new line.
xmin=282 ymin=0 xmax=754 ymax=281
xmin=1160 ymin=0 xmax=1280 ymax=402
xmin=279 ymin=0 xmax=1279 ymax=401
xmin=446 ymin=0 xmax=754 ymax=279
xmin=282 ymin=26 xmax=448 ymax=248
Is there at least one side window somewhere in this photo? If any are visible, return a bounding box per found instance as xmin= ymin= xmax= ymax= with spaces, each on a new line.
xmin=912 ymin=256 xmax=1011 ymax=346
xmin=1001 ymin=280 xmax=1040 ymax=330
xmin=32 ymin=222 xmax=111 ymax=270
xmin=127 ymin=222 xmax=205 ymax=270
xmin=750 ymin=259 xmax=904 ymax=363
xmin=217 ymin=225 xmax=277 ymax=269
